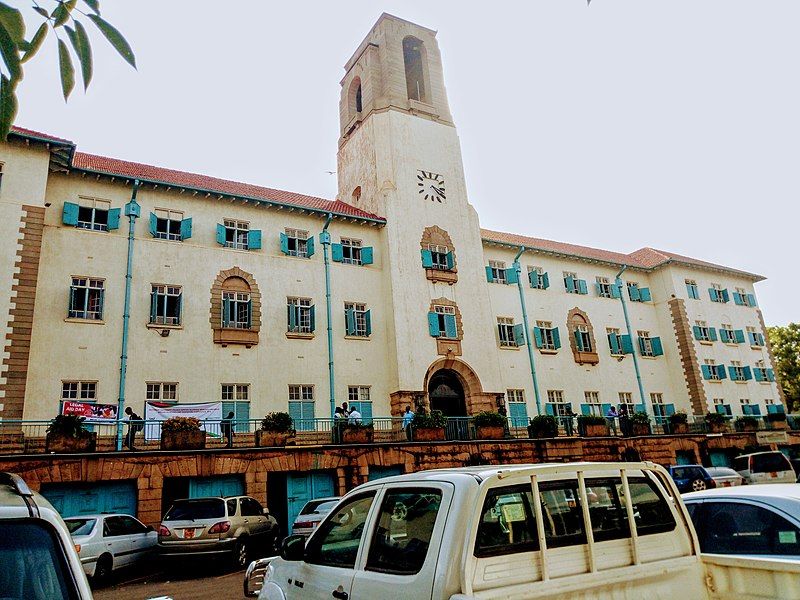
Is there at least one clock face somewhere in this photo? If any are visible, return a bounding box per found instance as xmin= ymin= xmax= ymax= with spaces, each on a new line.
xmin=417 ymin=170 xmax=446 ymax=202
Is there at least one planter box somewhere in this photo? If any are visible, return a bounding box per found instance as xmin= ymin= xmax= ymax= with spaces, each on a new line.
xmin=670 ymin=422 xmax=689 ymax=435
xmin=161 ymin=429 xmax=205 ymax=451
xmin=45 ymin=432 xmax=97 ymax=454
xmin=631 ymin=423 xmax=651 ymax=436
xmin=736 ymin=423 xmax=758 ymax=433
xmin=528 ymin=425 xmax=558 ymax=439
xmin=256 ymin=431 xmax=291 ymax=447
xmin=475 ymin=425 xmax=505 ymax=440
xmin=768 ymin=420 xmax=789 ymax=431
xmin=341 ymin=427 xmax=374 ymax=444
xmin=582 ymin=423 xmax=610 ymax=437
xmin=707 ymin=422 xmax=728 ymax=434
xmin=413 ymin=427 xmax=446 ymax=442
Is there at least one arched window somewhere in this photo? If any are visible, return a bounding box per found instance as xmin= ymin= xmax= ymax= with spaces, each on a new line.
xmin=403 ymin=36 xmax=428 ymax=103
xmin=568 ymin=308 xmax=598 ymax=364
xmin=211 ymin=267 xmax=261 ymax=347
xmin=221 ymin=276 xmax=251 ymax=329
xmin=348 ymin=77 xmax=363 ymax=117
xmin=352 ymin=186 xmax=362 ymax=203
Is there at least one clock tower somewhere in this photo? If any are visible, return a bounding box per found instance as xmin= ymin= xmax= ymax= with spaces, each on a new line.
xmin=336 ymin=14 xmax=504 ymax=415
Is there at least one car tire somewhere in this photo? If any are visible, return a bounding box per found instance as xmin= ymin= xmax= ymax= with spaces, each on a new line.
xmin=233 ymin=539 xmax=249 ymax=569
xmin=94 ymin=553 xmax=113 ymax=585
xmin=690 ymin=478 xmax=707 ymax=491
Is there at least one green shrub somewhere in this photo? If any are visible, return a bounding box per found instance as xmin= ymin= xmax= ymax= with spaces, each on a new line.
xmin=766 ymin=411 xmax=787 ymax=423
xmin=734 ymin=416 xmax=758 ymax=431
xmin=47 ymin=414 xmax=90 ymax=439
xmin=473 ymin=411 xmax=507 ymax=427
xmin=577 ymin=414 xmax=607 ymax=426
xmin=669 ymin=412 xmax=688 ymax=426
xmin=161 ymin=416 xmax=201 ymax=433
xmin=411 ymin=410 xmax=447 ymax=429
xmin=528 ymin=415 xmax=558 ymax=437
xmin=630 ymin=412 xmax=651 ymax=425
xmin=261 ymin=411 xmax=294 ymax=433
xmin=704 ymin=411 xmax=728 ymax=426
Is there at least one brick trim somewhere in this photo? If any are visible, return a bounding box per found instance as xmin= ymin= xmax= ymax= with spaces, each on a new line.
xmin=421 ymin=226 xmax=458 ymax=284
xmin=668 ymin=298 xmax=707 ymax=414
xmin=566 ymin=307 xmax=599 ymax=365
xmin=756 ymin=309 xmax=787 ymax=405
xmin=429 ymin=297 xmax=463 ymax=340
xmin=209 ymin=267 xmax=261 ymax=346
xmin=0 ymin=206 xmax=45 ymax=420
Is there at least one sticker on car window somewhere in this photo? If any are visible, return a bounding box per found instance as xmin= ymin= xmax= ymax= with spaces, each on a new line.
xmin=779 ymin=531 xmax=797 ymax=544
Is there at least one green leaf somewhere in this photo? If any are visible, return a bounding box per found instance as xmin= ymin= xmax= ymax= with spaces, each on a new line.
xmin=33 ymin=6 xmax=49 ymax=19
xmin=21 ymin=22 xmax=47 ymax=64
xmin=57 ymin=38 xmax=75 ymax=100
xmin=0 ymin=74 xmax=18 ymax=140
xmin=0 ymin=21 xmax=21 ymax=81
xmin=87 ymin=13 xmax=135 ymax=68
xmin=52 ymin=0 xmax=77 ymax=28
xmin=82 ymin=0 xmax=100 ymax=14
xmin=0 ymin=2 xmax=25 ymax=45
xmin=65 ymin=22 xmax=92 ymax=89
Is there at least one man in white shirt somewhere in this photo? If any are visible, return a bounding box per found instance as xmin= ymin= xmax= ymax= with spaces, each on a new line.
xmin=348 ymin=407 xmax=362 ymax=424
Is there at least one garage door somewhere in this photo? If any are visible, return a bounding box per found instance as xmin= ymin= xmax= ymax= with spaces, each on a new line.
xmin=40 ymin=481 xmax=137 ymax=518
xmin=286 ymin=471 xmax=335 ymax=531
xmin=188 ymin=475 xmax=244 ymax=498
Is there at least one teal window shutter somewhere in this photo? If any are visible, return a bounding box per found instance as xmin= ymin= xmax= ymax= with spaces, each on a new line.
xmin=420 ymin=249 xmax=433 ymax=268
xmin=719 ymin=329 xmax=730 ymax=343
xmin=701 ymin=365 xmax=712 ymax=380
xmin=665 ymin=404 xmax=676 ymax=416
xmin=564 ymin=275 xmax=575 ymax=292
xmin=107 ymin=208 xmax=121 ymax=230
xmin=359 ymin=402 xmax=373 ymax=425
xmin=444 ymin=315 xmax=457 ymax=339
xmin=222 ymin=297 xmax=231 ymax=327
xmin=235 ymin=401 xmax=250 ymax=433
xmin=541 ymin=272 xmax=550 ymax=289
xmin=708 ymin=327 xmax=718 ymax=342
xmin=306 ymin=236 xmax=315 ymax=257
xmin=513 ymin=323 xmax=525 ymax=347
xmin=529 ymin=270 xmax=537 ymax=288
xmin=485 ymin=266 xmax=494 ymax=283
xmin=715 ymin=404 xmax=727 ymax=415
xmin=309 ymin=305 xmax=316 ymax=333
xmin=747 ymin=331 xmax=756 ymax=345
xmin=721 ymin=289 xmax=729 ymax=303
xmin=221 ymin=401 xmax=235 ymax=425
xmin=177 ymin=293 xmax=183 ymax=325
xmin=639 ymin=287 xmax=651 ymax=302
xmin=620 ymin=334 xmax=633 ymax=354
xmin=246 ymin=299 xmax=252 ymax=328
xmin=637 ymin=336 xmax=646 ymax=355
xmin=361 ymin=246 xmax=373 ymax=265
xmin=180 ymin=217 xmax=193 ymax=241
xmin=743 ymin=366 xmax=752 ymax=381
xmin=577 ymin=279 xmax=588 ymax=295
xmin=279 ymin=232 xmax=289 ymax=255
xmin=508 ymin=402 xmax=528 ymax=427
xmin=734 ymin=329 xmax=745 ymax=344
xmin=533 ymin=327 xmax=544 ymax=349
xmin=333 ymin=243 xmax=344 ymax=263
xmin=287 ymin=304 xmax=296 ymax=331
xmin=757 ymin=333 xmax=765 ymax=346
xmin=345 ymin=308 xmax=356 ymax=335
xmin=445 ymin=251 xmax=454 ymax=270
xmin=545 ymin=404 xmax=555 ymax=416
xmin=747 ymin=294 xmax=757 ymax=307
xmin=716 ymin=364 xmax=727 ymax=380
xmin=574 ymin=329 xmax=584 ymax=352
xmin=62 ymin=202 xmax=79 ymax=226
xmin=754 ymin=368 xmax=765 ymax=382
xmin=98 ymin=289 xmax=104 ymax=319
xmin=427 ymin=312 xmax=440 ymax=337
xmin=580 ymin=404 xmax=592 ymax=416
xmin=767 ymin=404 xmax=778 ymax=414
xmin=727 ymin=366 xmax=736 ymax=380
xmin=594 ymin=282 xmax=602 ymax=296
xmin=733 ymin=292 xmax=745 ymax=305
xmin=364 ymin=309 xmax=372 ymax=336
xmin=601 ymin=404 xmax=612 ymax=416
xmin=742 ymin=405 xmax=752 ymax=416
xmin=608 ymin=333 xmax=620 ymax=354
xmin=767 ymin=368 xmax=775 ymax=382
xmin=247 ymin=229 xmax=261 ymax=250
xmin=610 ymin=284 xmax=621 ymax=299
xmin=149 ymin=212 xmax=158 ymax=237
xmin=506 ymin=268 xmax=519 ymax=285
xmin=651 ymin=337 xmax=663 ymax=356
xmin=693 ymin=326 xmax=702 ymax=340
xmin=628 ymin=286 xmax=641 ymax=302
xmin=751 ymin=405 xmax=761 ymax=416
xmin=708 ymin=288 xmax=717 ymax=302
xmin=149 ymin=290 xmax=157 ymax=323
xmin=287 ymin=401 xmax=302 ymax=431
xmin=216 ymin=223 xmax=226 ymax=246
xmin=552 ymin=327 xmax=561 ymax=349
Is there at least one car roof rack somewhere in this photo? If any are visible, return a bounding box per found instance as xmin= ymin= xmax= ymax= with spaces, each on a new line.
xmin=0 ymin=472 xmax=39 ymax=518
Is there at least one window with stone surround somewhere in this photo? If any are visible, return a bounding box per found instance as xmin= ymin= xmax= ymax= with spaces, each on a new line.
xmin=575 ymin=325 xmax=592 ymax=352
xmin=427 ymin=244 xmax=451 ymax=270
xmin=223 ymin=290 xmax=251 ymax=329
xmin=210 ymin=268 xmax=261 ymax=346
xmin=68 ymin=277 xmax=105 ymax=321
xmin=433 ymin=305 xmax=457 ymax=339
xmin=420 ymin=227 xmax=457 ymax=281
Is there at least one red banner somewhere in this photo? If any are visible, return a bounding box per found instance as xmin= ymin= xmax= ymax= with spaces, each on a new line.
xmin=62 ymin=401 xmax=118 ymax=422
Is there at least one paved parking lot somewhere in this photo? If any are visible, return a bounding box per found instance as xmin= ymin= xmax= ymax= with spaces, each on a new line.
xmin=93 ymin=565 xmax=248 ymax=600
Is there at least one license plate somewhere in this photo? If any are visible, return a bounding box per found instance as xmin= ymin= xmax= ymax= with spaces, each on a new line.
xmin=183 ymin=528 xmax=196 ymax=539
xmin=770 ymin=472 xmax=778 ymax=478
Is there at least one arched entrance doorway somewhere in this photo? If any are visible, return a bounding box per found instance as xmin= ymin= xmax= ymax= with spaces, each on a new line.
xmin=427 ymin=369 xmax=467 ymax=417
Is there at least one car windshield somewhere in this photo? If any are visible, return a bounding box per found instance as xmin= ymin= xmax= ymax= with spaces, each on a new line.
xmin=301 ymin=499 xmax=339 ymax=515
xmin=64 ymin=518 xmax=96 ymax=536
xmin=0 ymin=520 xmax=78 ymax=600
xmin=164 ymin=499 xmax=225 ymax=521
xmin=733 ymin=457 xmax=749 ymax=472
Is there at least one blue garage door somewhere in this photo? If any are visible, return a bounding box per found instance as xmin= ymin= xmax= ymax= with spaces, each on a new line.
xmin=286 ymin=471 xmax=335 ymax=532
xmin=188 ymin=475 xmax=245 ymax=498
xmin=41 ymin=481 xmax=137 ymax=518
xmin=368 ymin=466 xmax=403 ymax=481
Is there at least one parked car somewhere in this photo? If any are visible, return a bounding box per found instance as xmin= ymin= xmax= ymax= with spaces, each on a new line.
xmin=0 ymin=472 xmax=93 ymax=599
xmin=291 ymin=497 xmax=340 ymax=538
xmin=159 ymin=495 xmax=279 ymax=568
xmin=705 ymin=467 xmax=744 ymax=488
xmin=734 ymin=451 xmax=796 ymax=485
xmin=246 ymin=462 xmax=800 ymax=599
xmin=683 ymin=485 xmax=800 ymax=560
xmin=64 ymin=513 xmax=158 ymax=581
xmin=668 ymin=464 xmax=715 ymax=492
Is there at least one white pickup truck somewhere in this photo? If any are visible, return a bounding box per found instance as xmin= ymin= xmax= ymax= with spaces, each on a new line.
xmin=247 ymin=462 xmax=800 ymax=600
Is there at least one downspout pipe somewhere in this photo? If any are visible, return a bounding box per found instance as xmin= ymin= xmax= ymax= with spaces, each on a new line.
xmin=116 ymin=180 xmax=141 ymax=451
xmin=320 ymin=214 xmax=336 ymax=419
xmin=615 ymin=265 xmax=648 ymax=415
xmin=513 ymin=246 xmax=542 ymax=415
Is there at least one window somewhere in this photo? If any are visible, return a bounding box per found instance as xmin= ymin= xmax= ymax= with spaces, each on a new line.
xmin=534 ymin=320 xmax=560 ymax=351
xmin=713 ymin=398 xmax=731 ymax=415
xmin=403 ymin=36 xmax=427 ymax=103
xmin=564 ymin=271 xmax=577 ymax=293
xmin=696 ymin=502 xmax=800 ymax=556
xmin=507 ymin=389 xmax=528 ymax=427
xmin=306 ymin=492 xmax=375 ymax=568
xmin=730 ymin=360 xmax=749 ymax=382
xmin=475 ymin=485 xmax=538 ymax=557
xmin=429 ymin=305 xmax=457 ymax=339
xmin=428 ymin=244 xmax=452 ymax=271
xmin=150 ymin=285 xmax=182 ymax=326
xmin=627 ymin=281 xmax=651 ymax=302
xmin=223 ymin=219 xmax=249 ymax=250
xmin=366 ymin=488 xmax=442 ymax=574
xmin=347 ymin=386 xmax=372 ymax=424
xmin=638 ymin=330 xmax=654 ymax=357
xmin=607 ymin=327 xmax=622 ymax=354
xmin=497 ymin=317 xmax=517 ymax=348
xmin=288 ymin=385 xmax=315 ymax=431
xmin=221 ymin=384 xmax=250 ymax=433
xmin=710 ymin=283 xmax=729 ymax=303
xmin=754 ymin=360 xmax=772 ymax=382
xmin=547 ymin=390 xmax=571 ymax=416
xmin=68 ymin=277 xmax=104 ymax=320
xmin=686 ymin=279 xmax=699 ymax=300
xmin=152 ymin=209 xmax=184 ymax=241
xmin=76 ymin=197 xmax=111 ymax=231
xmin=104 ymin=515 xmax=148 ymax=537
xmin=489 ymin=260 xmax=507 ymax=285
xmin=575 ymin=324 xmax=592 ymax=352
xmin=240 ymin=497 xmax=265 ymax=518
xmin=61 ymin=381 xmax=96 ymax=402
xmin=281 ymin=228 xmax=312 ymax=258
xmin=528 ymin=266 xmax=549 ymax=290
xmin=733 ymin=287 xmax=757 ymax=307
xmin=345 ymin=302 xmax=371 ymax=337
xmin=222 ymin=290 xmax=251 ymax=329
xmin=618 ymin=392 xmax=634 ymax=415
xmin=747 ymin=326 xmax=765 ymax=347
xmin=703 ymin=359 xmax=725 ymax=381
xmin=719 ymin=324 xmax=734 ymax=344
xmin=596 ymin=276 xmax=614 ymax=299
xmin=693 ymin=320 xmax=715 ymax=342
xmin=222 ymin=384 xmax=249 ymax=402
xmin=340 ymin=238 xmax=363 ymax=265
xmin=287 ymin=297 xmax=314 ymax=334
xmin=146 ymin=382 xmax=177 ymax=402
xmin=584 ymin=391 xmax=602 ymax=416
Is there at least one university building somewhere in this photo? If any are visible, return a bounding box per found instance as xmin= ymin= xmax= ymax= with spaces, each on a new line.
xmin=0 ymin=14 xmax=785 ymax=441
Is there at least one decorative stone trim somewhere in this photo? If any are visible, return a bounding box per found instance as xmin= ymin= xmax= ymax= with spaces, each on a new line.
xmin=757 ymin=309 xmax=787 ymax=405
xmin=429 ymin=297 xmax=463 ymax=356
xmin=0 ymin=206 xmax=45 ymax=421
xmin=566 ymin=307 xmax=599 ymax=365
xmin=421 ymin=225 xmax=457 ymax=284
xmin=423 ymin=357 xmax=498 ymax=416
xmin=210 ymin=267 xmax=261 ymax=347
xmin=668 ymin=298 xmax=707 ymax=415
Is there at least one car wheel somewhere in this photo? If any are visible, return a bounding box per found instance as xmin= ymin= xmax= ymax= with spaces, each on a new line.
xmin=94 ymin=553 xmax=113 ymax=585
xmin=691 ymin=478 xmax=707 ymax=491
xmin=233 ymin=539 xmax=249 ymax=569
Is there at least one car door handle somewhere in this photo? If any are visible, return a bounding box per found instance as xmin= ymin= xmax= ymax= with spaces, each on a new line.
xmin=332 ymin=588 xmax=348 ymax=600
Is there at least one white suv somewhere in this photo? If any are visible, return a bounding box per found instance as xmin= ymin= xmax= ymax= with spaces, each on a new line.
xmin=734 ymin=451 xmax=796 ymax=485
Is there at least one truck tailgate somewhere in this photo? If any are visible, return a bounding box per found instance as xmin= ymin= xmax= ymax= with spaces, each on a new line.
xmin=703 ymin=554 xmax=800 ymax=600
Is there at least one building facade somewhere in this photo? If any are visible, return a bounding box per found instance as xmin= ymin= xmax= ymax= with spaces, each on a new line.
xmin=0 ymin=14 xmax=785 ymax=436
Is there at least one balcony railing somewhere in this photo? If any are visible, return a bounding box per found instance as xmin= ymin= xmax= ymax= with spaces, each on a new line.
xmin=0 ymin=413 xmax=794 ymax=455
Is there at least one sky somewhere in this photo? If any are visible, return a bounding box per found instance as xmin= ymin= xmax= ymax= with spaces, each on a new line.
xmin=14 ymin=1 xmax=799 ymax=325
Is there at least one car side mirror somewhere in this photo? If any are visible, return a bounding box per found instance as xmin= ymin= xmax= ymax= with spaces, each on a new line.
xmin=262 ymin=508 xmax=270 ymax=516
xmin=280 ymin=534 xmax=306 ymax=562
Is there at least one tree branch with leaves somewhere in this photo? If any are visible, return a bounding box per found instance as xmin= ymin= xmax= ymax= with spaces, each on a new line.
xmin=0 ymin=0 xmax=135 ymax=138
xmin=767 ymin=323 xmax=800 ymax=412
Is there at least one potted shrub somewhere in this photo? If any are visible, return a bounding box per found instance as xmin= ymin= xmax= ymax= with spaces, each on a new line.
xmin=45 ymin=415 xmax=97 ymax=453
xmin=577 ymin=414 xmax=609 ymax=437
xmin=630 ymin=412 xmax=651 ymax=436
xmin=528 ymin=415 xmax=558 ymax=439
xmin=668 ymin=412 xmax=689 ymax=434
xmin=734 ymin=415 xmax=759 ymax=433
xmin=160 ymin=416 xmax=205 ymax=450
xmin=766 ymin=411 xmax=788 ymax=430
xmin=704 ymin=412 xmax=729 ymax=434
xmin=256 ymin=412 xmax=294 ymax=447
xmin=410 ymin=410 xmax=447 ymax=442
xmin=340 ymin=422 xmax=374 ymax=444
xmin=473 ymin=411 xmax=506 ymax=440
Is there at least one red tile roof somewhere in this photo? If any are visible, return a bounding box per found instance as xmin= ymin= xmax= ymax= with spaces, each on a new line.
xmin=10 ymin=126 xmax=73 ymax=145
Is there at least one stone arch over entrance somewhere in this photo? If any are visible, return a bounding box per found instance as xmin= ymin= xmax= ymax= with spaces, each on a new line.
xmin=422 ymin=358 xmax=496 ymax=416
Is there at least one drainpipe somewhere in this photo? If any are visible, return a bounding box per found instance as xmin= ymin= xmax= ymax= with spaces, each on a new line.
xmin=513 ymin=247 xmax=542 ymax=415
xmin=320 ymin=214 xmax=336 ymax=419
xmin=116 ymin=180 xmax=141 ymax=451
xmin=615 ymin=265 xmax=648 ymax=415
